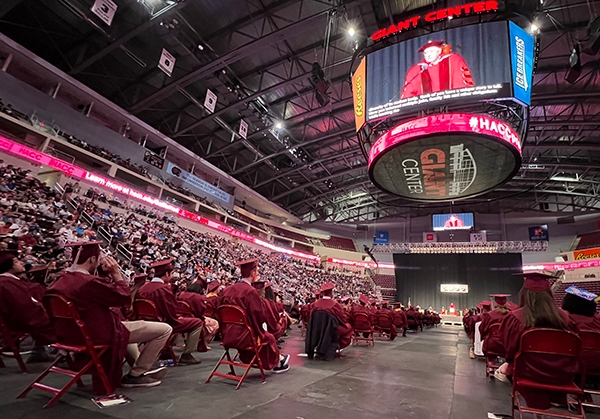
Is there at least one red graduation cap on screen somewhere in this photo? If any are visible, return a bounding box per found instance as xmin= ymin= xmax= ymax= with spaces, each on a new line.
xmin=418 ymin=40 xmax=445 ymax=52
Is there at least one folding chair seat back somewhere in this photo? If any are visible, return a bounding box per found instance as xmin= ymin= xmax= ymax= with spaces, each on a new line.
xmin=17 ymin=294 xmax=113 ymax=408
xmin=206 ymin=304 xmax=266 ymax=389
xmin=0 ymin=314 xmax=28 ymax=372
xmin=177 ymin=301 xmax=193 ymax=317
xmin=352 ymin=313 xmax=374 ymax=347
xmin=377 ymin=314 xmax=393 ymax=330
xmin=512 ymin=328 xmax=585 ymax=419
xmin=353 ymin=313 xmax=373 ymax=333
xmin=133 ymin=299 xmax=164 ymax=322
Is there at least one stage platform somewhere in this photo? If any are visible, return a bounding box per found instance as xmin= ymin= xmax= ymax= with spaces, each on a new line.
xmin=441 ymin=314 xmax=464 ymax=326
xmin=2 ymin=326 xmax=599 ymax=419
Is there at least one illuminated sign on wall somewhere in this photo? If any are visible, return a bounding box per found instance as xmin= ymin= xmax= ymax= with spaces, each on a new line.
xmin=368 ymin=113 xmax=522 ymax=201
xmin=574 ymin=247 xmax=600 ymax=261
xmin=440 ymin=284 xmax=469 ymax=293
xmin=370 ymin=1 xmax=500 ymax=42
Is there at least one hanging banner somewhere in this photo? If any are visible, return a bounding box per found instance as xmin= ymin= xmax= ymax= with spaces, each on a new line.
xmin=423 ymin=232 xmax=437 ymax=243
xmin=166 ymin=162 xmax=231 ymax=204
xmin=204 ymin=89 xmax=217 ymax=113
xmin=91 ymin=0 xmax=117 ymax=26
xmin=440 ymin=284 xmax=469 ymax=293
xmin=239 ymin=119 xmax=248 ymax=139
xmin=158 ymin=48 xmax=176 ymax=77
xmin=470 ymin=232 xmax=487 ymax=242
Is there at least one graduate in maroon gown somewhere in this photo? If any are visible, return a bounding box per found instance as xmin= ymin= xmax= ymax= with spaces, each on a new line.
xmin=252 ymin=281 xmax=286 ymax=340
xmin=377 ymin=301 xmax=398 ymax=340
xmin=137 ymin=259 xmax=203 ymax=365
xmin=393 ymin=305 xmax=408 ymax=337
xmin=204 ymin=280 xmax=221 ymax=320
xmin=48 ymin=242 xmax=172 ymax=391
xmin=349 ymin=295 xmax=373 ymax=337
xmin=561 ymin=285 xmax=600 ymax=375
xmin=498 ymin=273 xmax=579 ymax=410
xmin=309 ymin=282 xmax=353 ymax=349
xmin=0 ymin=251 xmax=55 ymax=361
xmin=219 ymin=259 xmax=290 ymax=373
xmin=178 ymin=283 xmax=219 ymax=351
xmin=479 ymin=295 xmax=511 ymax=356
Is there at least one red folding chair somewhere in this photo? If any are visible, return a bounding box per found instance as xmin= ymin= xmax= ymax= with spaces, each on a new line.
xmin=484 ymin=323 xmax=503 ymax=378
xmin=177 ymin=301 xmax=193 ymax=318
xmin=377 ymin=314 xmax=393 ymax=340
xmin=352 ymin=313 xmax=375 ymax=347
xmin=17 ymin=295 xmax=113 ymax=408
xmin=577 ymin=330 xmax=600 ymax=410
xmin=0 ymin=315 xmax=28 ymax=373
xmin=205 ymin=304 xmax=267 ymax=389
xmin=133 ymin=299 xmax=179 ymax=365
xmin=511 ymin=328 xmax=585 ymax=419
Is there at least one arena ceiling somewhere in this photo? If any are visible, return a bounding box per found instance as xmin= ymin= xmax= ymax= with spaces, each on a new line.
xmin=1 ymin=0 xmax=600 ymax=223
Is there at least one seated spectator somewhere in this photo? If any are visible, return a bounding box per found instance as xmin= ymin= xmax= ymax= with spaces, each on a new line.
xmin=47 ymin=242 xmax=173 ymax=391
xmin=137 ymin=259 xmax=203 ymax=365
xmin=0 ymin=251 xmax=56 ymax=362
xmin=497 ymin=273 xmax=578 ymax=409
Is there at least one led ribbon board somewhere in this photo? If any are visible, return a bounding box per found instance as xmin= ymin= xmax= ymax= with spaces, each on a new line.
xmin=368 ymin=113 xmax=522 ymax=202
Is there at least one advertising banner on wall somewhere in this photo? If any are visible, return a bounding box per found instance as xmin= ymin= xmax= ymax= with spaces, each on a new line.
xmin=574 ymin=247 xmax=600 ymax=261
xmin=440 ymin=284 xmax=469 ymax=293
xmin=374 ymin=230 xmax=389 ymax=244
xmin=166 ymin=162 xmax=231 ymax=204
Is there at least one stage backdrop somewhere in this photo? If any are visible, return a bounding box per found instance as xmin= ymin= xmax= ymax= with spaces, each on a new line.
xmin=393 ymin=253 xmax=523 ymax=310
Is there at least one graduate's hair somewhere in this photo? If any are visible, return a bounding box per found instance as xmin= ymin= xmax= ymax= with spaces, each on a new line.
xmin=519 ymin=287 xmax=566 ymax=329
xmin=562 ymin=293 xmax=597 ymax=317
xmin=186 ymin=283 xmax=204 ymax=294
xmin=0 ymin=256 xmax=15 ymax=274
xmin=495 ymin=304 xmax=509 ymax=315
xmin=264 ymin=286 xmax=275 ymax=301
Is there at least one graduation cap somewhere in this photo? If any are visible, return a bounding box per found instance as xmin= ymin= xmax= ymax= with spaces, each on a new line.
xmin=237 ymin=258 xmax=258 ymax=278
xmin=418 ymin=39 xmax=445 ymax=52
xmin=206 ymin=280 xmax=220 ymax=293
xmin=132 ymin=273 xmax=148 ymax=287
xmin=340 ymin=296 xmax=350 ymax=303
xmin=0 ymin=249 xmax=19 ymax=273
xmin=565 ymin=285 xmax=598 ymax=302
xmin=381 ymin=301 xmax=389 ymax=307
xmin=320 ymin=282 xmax=335 ymax=293
xmin=66 ymin=241 xmax=102 ymax=265
xmin=359 ymin=295 xmax=369 ymax=305
xmin=149 ymin=259 xmax=174 ymax=278
xmin=480 ymin=300 xmax=492 ymax=311
xmin=490 ymin=294 xmax=511 ymax=306
xmin=514 ymin=272 xmax=557 ymax=293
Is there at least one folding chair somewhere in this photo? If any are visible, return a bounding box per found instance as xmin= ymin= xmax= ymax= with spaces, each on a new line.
xmin=0 ymin=315 xmax=28 ymax=373
xmin=484 ymin=323 xmax=503 ymax=378
xmin=376 ymin=313 xmax=393 ymax=340
xmin=577 ymin=330 xmax=600 ymax=410
xmin=512 ymin=328 xmax=585 ymax=419
xmin=205 ymin=305 xmax=267 ymax=389
xmin=352 ymin=313 xmax=375 ymax=347
xmin=177 ymin=301 xmax=193 ymax=318
xmin=133 ymin=299 xmax=178 ymax=365
xmin=17 ymin=295 xmax=113 ymax=408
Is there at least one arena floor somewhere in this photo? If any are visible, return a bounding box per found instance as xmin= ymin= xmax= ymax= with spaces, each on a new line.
xmin=1 ymin=326 xmax=598 ymax=419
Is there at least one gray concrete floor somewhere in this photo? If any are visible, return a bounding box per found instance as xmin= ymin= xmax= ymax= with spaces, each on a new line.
xmin=1 ymin=325 xmax=599 ymax=419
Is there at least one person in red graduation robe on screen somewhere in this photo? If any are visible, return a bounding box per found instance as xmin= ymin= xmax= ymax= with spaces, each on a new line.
xmin=219 ymin=259 xmax=290 ymax=373
xmin=137 ymin=259 xmax=203 ymax=365
xmin=561 ymin=286 xmax=600 ymax=376
xmin=497 ymin=273 xmax=579 ymax=410
xmin=0 ymin=251 xmax=56 ymax=362
xmin=310 ymin=282 xmax=353 ymax=349
xmin=401 ymin=40 xmax=474 ymax=99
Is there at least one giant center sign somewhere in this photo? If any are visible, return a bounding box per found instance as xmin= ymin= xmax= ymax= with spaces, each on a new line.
xmin=368 ymin=113 xmax=522 ymax=201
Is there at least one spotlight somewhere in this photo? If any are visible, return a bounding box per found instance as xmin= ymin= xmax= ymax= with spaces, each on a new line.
xmin=529 ymin=23 xmax=539 ymax=34
xmin=348 ymin=27 xmax=356 ymax=37
xmin=198 ymin=44 xmax=204 ymax=50
xmin=274 ymin=121 xmax=283 ymax=130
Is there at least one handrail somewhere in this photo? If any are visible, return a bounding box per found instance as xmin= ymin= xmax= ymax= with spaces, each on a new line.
xmin=97 ymin=226 xmax=113 ymax=247
xmin=116 ymin=244 xmax=133 ymax=264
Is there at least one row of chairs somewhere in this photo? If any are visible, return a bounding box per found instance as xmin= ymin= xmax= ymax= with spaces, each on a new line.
xmin=351 ymin=312 xmax=396 ymax=347
xmin=1 ymin=296 xmax=269 ymax=408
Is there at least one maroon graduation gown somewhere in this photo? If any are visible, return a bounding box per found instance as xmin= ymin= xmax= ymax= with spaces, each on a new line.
xmin=377 ymin=307 xmax=398 ymax=340
xmin=310 ymin=298 xmax=353 ymax=349
xmin=349 ymin=305 xmax=372 ymax=331
xmin=263 ymin=299 xmax=286 ymax=340
xmin=204 ymin=294 xmax=220 ymax=319
xmin=137 ymin=281 xmax=203 ymax=334
xmin=500 ymin=307 xmax=579 ymax=409
xmin=393 ymin=309 xmax=408 ymax=329
xmin=569 ymin=313 xmax=600 ymax=375
xmin=47 ymin=271 xmax=131 ymax=394
xmin=0 ymin=274 xmax=55 ymax=344
xmin=219 ymin=281 xmax=280 ymax=370
xmin=177 ymin=291 xmax=210 ymax=352
xmin=479 ymin=310 xmax=509 ymax=355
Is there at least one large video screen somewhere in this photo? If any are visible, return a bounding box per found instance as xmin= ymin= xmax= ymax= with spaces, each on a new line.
xmin=362 ymin=21 xmax=532 ymax=122
xmin=432 ymin=213 xmax=474 ymax=231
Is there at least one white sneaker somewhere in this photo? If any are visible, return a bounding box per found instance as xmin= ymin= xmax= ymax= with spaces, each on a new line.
xmin=494 ymin=369 xmax=510 ymax=383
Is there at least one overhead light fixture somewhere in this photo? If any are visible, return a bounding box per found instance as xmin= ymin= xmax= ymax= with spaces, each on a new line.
xmin=274 ymin=121 xmax=283 ymax=130
xmin=551 ymin=172 xmax=580 ymax=182
xmin=529 ymin=23 xmax=540 ymax=34
xmin=198 ymin=44 xmax=204 ymax=51
xmin=348 ymin=27 xmax=356 ymax=37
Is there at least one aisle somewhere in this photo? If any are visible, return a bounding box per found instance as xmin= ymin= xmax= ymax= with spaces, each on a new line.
xmin=1 ymin=326 xmax=599 ymax=419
